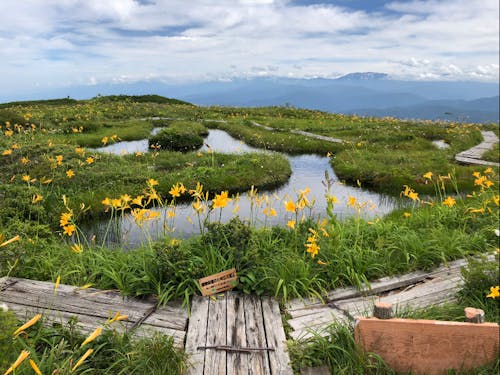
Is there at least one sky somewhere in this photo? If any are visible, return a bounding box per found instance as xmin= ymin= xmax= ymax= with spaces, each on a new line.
xmin=1 ymin=0 xmax=499 ymax=97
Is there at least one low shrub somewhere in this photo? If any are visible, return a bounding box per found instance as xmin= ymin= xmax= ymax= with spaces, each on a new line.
xmin=149 ymin=121 xmax=207 ymax=152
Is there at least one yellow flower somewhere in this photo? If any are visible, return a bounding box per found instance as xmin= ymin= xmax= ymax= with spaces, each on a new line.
xmin=167 ymin=210 xmax=176 ymax=218
xmin=317 ymin=260 xmax=328 ymax=265
xmin=484 ymin=167 xmax=493 ymax=175
xmin=486 ymin=286 xmax=500 ymax=299
xmin=0 ymin=235 xmax=20 ymax=248
xmin=32 ymin=194 xmax=43 ymax=204
xmin=3 ymin=350 xmax=30 ymax=375
xmin=403 ymin=212 xmax=411 ymax=218
xmin=21 ymin=157 xmax=30 ymax=164
xmin=63 ymin=225 xmax=76 ymax=236
xmin=60 ymin=212 xmax=73 ymax=227
xmin=169 ymin=183 xmax=183 ymax=198
xmin=132 ymin=195 xmax=144 ymax=206
xmin=120 ymin=194 xmax=132 ymax=204
xmin=22 ymin=175 xmax=31 ymax=182
xmin=13 ymin=314 xmax=42 ymax=336
xmin=107 ymin=311 xmax=129 ymax=324
xmin=147 ymin=178 xmax=159 ymax=187
xmin=287 ymin=220 xmax=296 ymax=229
xmin=423 ymin=171 xmax=433 ymax=180
xmin=71 ymin=348 xmax=94 ymax=372
xmin=347 ymin=196 xmax=357 ymax=207
xmin=442 ymin=196 xmax=456 ymax=207
xmin=29 ymin=359 xmax=42 ymax=375
xmin=2 ymin=149 xmax=12 ymax=156
xmin=493 ymin=195 xmax=499 ymax=206
xmin=192 ymin=199 xmax=204 ymax=213
xmin=71 ymin=243 xmax=83 ymax=253
xmin=75 ymin=147 xmax=85 ymax=155
xmin=80 ymin=326 xmax=102 ymax=348
xmin=56 ymin=154 xmax=63 ymax=165
xmin=284 ymin=201 xmax=296 ymax=212
xmin=305 ymin=242 xmax=320 ymax=259
xmin=86 ymin=156 xmax=94 ymax=164
xmin=54 ymin=275 xmax=61 ymax=292
xmin=213 ymin=191 xmax=231 ymax=209
xmin=327 ymin=195 xmax=338 ymax=204
xmin=66 ymin=169 xmax=75 ymax=178
xmin=263 ymin=207 xmax=277 ymax=217
xmin=101 ymin=136 xmax=109 ymax=145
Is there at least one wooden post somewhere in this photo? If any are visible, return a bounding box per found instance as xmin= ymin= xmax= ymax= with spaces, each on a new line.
xmin=373 ymin=302 xmax=393 ymax=319
xmin=464 ymin=307 xmax=485 ymax=323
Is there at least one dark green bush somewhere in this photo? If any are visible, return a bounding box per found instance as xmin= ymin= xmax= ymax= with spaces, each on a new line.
xmin=149 ymin=121 xmax=207 ymax=152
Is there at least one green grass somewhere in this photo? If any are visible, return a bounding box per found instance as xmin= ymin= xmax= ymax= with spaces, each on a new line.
xmin=0 ymin=97 xmax=498 ymax=374
xmin=0 ymin=310 xmax=186 ymax=374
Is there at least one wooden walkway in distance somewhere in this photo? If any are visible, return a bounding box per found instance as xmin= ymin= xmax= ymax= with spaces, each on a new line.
xmin=455 ymin=130 xmax=499 ymax=167
xmin=185 ymin=292 xmax=293 ymax=375
xmin=0 ymin=277 xmax=187 ymax=346
xmin=286 ymin=257 xmax=489 ymax=341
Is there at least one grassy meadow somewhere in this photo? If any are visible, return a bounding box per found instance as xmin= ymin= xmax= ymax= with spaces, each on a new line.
xmin=0 ymin=96 xmax=498 ymax=374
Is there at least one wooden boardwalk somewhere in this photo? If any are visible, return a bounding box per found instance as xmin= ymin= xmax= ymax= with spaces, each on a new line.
xmin=455 ymin=131 xmax=499 ymax=167
xmin=185 ymin=292 xmax=293 ymax=375
xmin=286 ymin=257 xmax=483 ymax=341
xmin=0 ymin=277 xmax=187 ymax=346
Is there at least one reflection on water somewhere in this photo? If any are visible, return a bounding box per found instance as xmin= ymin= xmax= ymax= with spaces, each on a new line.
xmin=87 ymin=129 xmax=398 ymax=248
xmin=93 ymin=127 xmax=163 ymax=155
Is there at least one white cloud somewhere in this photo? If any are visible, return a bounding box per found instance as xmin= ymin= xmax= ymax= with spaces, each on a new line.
xmin=0 ymin=0 xmax=498 ymax=97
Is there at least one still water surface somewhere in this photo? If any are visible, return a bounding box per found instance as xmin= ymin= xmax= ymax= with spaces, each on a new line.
xmin=87 ymin=129 xmax=397 ymax=247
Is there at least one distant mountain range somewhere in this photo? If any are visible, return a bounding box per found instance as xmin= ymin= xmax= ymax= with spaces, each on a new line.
xmin=2 ymin=73 xmax=499 ymax=123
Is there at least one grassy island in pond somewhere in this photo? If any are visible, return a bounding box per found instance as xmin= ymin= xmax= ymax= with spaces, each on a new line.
xmin=0 ymin=95 xmax=498 ymax=374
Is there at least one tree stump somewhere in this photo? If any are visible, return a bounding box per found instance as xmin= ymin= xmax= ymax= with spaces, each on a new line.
xmin=464 ymin=307 xmax=485 ymax=323
xmin=373 ymin=302 xmax=393 ymax=319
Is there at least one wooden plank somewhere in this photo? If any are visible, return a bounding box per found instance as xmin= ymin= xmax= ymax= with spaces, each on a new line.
xmin=245 ymin=295 xmax=271 ymax=375
xmin=288 ymin=307 xmax=347 ymax=341
xmin=6 ymin=301 xmax=186 ymax=347
xmin=142 ymin=302 xmax=188 ymax=331
xmin=355 ymin=318 xmax=500 ymax=375
xmin=261 ymin=296 xmax=294 ymax=374
xmin=287 ymin=257 xmax=470 ymax=314
xmin=185 ymin=295 xmax=210 ymax=375
xmin=1 ymin=277 xmax=154 ymax=323
xmin=337 ymin=275 xmax=463 ymax=318
xmin=2 ymin=278 xmax=188 ymax=347
xmin=205 ymin=294 xmax=227 ymax=375
xmin=226 ymin=292 xmax=249 ymax=375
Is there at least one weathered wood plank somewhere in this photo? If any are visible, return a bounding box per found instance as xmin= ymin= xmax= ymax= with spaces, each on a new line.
xmin=1 ymin=277 xmax=154 ymax=322
xmin=287 ymin=257 xmax=469 ymax=314
xmin=245 ymin=295 xmax=271 ymax=375
xmin=355 ymin=318 xmax=500 ymax=375
xmin=288 ymin=307 xmax=347 ymax=341
xmin=261 ymin=296 xmax=294 ymax=375
xmin=142 ymin=302 xmax=188 ymax=331
xmin=205 ymin=295 xmax=227 ymax=375
xmin=288 ymin=268 xmax=466 ymax=341
xmin=5 ymin=300 xmax=184 ymax=346
xmin=1 ymin=277 xmax=187 ymax=347
xmin=185 ymin=295 xmax=210 ymax=375
xmin=226 ymin=292 xmax=249 ymax=375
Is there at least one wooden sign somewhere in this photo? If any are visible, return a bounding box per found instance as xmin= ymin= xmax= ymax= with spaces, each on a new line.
xmin=355 ymin=317 xmax=499 ymax=375
xmin=198 ymin=268 xmax=238 ymax=296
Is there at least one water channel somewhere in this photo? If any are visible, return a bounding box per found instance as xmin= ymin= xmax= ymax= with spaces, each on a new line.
xmin=88 ymin=129 xmax=398 ymax=247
